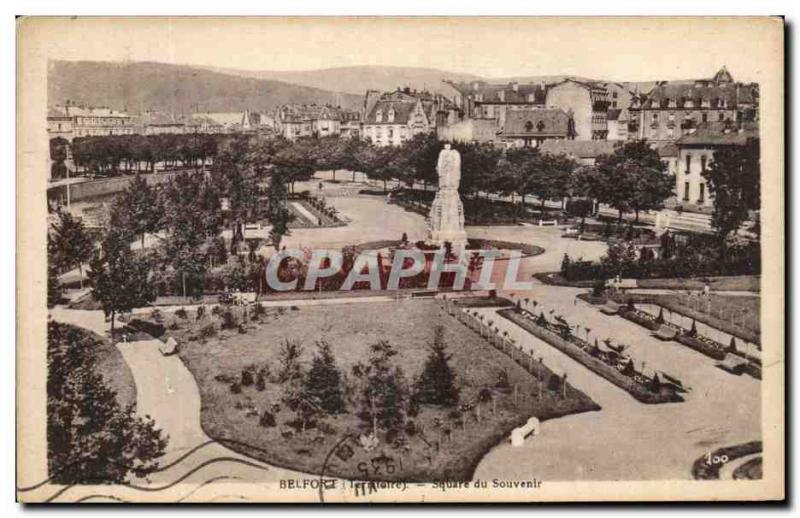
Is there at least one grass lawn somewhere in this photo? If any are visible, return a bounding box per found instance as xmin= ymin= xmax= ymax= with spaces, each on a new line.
xmin=168 ymin=299 xmax=599 ymax=482
xmin=654 ymin=293 xmax=760 ymax=341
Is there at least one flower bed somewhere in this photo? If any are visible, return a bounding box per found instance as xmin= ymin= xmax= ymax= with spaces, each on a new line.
xmin=619 ymin=308 xmax=660 ymax=331
xmin=497 ymin=309 xmax=683 ymax=404
xmin=675 ymin=333 xmax=727 ymax=361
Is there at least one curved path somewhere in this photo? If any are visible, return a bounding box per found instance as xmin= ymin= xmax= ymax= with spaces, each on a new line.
xmin=39 ymin=309 xmax=333 ymax=503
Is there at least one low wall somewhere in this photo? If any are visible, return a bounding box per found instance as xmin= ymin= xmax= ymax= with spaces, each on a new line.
xmin=48 ymin=170 xmax=199 ymax=203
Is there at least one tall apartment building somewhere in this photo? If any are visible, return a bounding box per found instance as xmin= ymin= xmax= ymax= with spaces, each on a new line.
xmin=628 ymin=66 xmax=759 ymax=143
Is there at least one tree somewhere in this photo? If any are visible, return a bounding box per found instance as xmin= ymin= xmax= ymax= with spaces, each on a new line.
xmin=588 ymin=140 xmax=673 ymax=222
xmin=88 ymin=228 xmax=155 ymax=333
xmin=277 ymin=339 xmax=305 ymax=383
xmin=267 ymin=170 xmax=293 ymax=250
xmin=110 ymin=174 xmax=164 ymax=250
xmin=47 ymin=322 xmax=167 ymax=483
xmin=530 ymin=153 xmax=576 ymax=213
xmin=352 ymin=341 xmax=408 ymax=440
xmin=301 ymin=340 xmax=345 ymax=414
xmin=414 ymin=325 xmax=459 ymax=407
xmin=50 ymin=209 xmax=95 ymax=289
xmin=702 ymin=137 xmax=760 ymax=250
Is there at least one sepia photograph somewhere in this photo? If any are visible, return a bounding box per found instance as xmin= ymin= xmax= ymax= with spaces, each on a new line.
xmin=15 ymin=15 xmax=785 ymax=503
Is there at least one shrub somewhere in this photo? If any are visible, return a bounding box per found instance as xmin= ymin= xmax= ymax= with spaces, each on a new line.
xmin=221 ymin=309 xmax=236 ymax=330
xmin=241 ymin=369 xmax=254 ymax=387
xmin=255 ymin=371 xmax=266 ymax=391
xmin=211 ymin=305 xmax=222 ymax=316
xmin=127 ymin=318 xmax=165 ymax=338
xmin=238 ymin=323 xmax=247 ymax=334
xmin=547 ymin=374 xmax=563 ymax=392
xmin=253 ymin=302 xmax=266 ymax=317
xmin=688 ymin=319 xmax=698 ymax=337
xmin=175 ymin=307 xmax=188 ymax=319
xmin=196 ymin=305 xmax=206 ymax=320
xmin=230 ymin=382 xmax=242 ymax=394
xmin=149 ymin=309 xmax=163 ymax=323
xmin=199 ymin=323 xmax=216 ymax=339
xmin=592 ymin=280 xmax=606 ymax=297
xmin=405 ymin=420 xmax=417 ymax=436
xmin=259 ymin=410 xmax=276 ymax=428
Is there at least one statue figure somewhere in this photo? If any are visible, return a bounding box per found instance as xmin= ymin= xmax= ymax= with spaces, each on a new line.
xmin=427 ymin=144 xmax=467 ymax=250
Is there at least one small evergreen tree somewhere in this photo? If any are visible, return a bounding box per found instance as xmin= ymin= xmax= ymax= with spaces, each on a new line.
xmin=414 ymin=326 xmax=460 ymax=407
xmin=353 ymin=341 xmax=408 ymax=440
xmin=301 ymin=340 xmax=345 ymax=414
xmin=277 ymin=339 xmax=304 ymax=383
xmin=561 ymin=253 xmax=572 ymax=274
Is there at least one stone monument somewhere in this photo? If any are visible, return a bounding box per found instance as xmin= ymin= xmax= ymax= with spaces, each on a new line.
xmin=427 ymin=144 xmax=468 ymax=250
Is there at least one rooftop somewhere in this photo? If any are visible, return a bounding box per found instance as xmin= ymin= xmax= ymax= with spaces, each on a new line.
xmin=499 ymin=108 xmax=571 ymax=137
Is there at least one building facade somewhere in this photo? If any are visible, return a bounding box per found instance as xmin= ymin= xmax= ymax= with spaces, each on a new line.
xmin=47 ymin=104 xmax=135 ymax=140
xmin=273 ymin=104 xmax=360 ymax=140
xmin=445 ymin=81 xmax=547 ymax=126
xmin=544 ymin=79 xmax=612 ymax=141
xmin=437 ymin=118 xmax=499 ymax=144
xmin=628 ymin=66 xmax=759 ymax=143
xmin=361 ymin=89 xmax=456 ymax=147
xmin=673 ymin=121 xmax=759 ymax=209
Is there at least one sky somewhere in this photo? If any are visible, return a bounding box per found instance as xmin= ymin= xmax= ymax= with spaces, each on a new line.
xmin=23 ymin=16 xmax=782 ymax=83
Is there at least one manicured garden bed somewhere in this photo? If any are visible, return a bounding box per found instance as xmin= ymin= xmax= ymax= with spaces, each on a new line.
xmin=497 ymin=309 xmax=683 ymax=405
xmin=612 ymin=292 xmax=760 ymax=346
xmin=169 ymin=299 xmax=599 ymax=482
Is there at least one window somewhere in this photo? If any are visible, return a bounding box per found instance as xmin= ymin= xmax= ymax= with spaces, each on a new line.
xmin=718 ymin=111 xmax=725 ymax=121
xmin=685 ymin=154 xmax=692 ymax=173
xmin=375 ymin=110 xmax=382 ymax=123
xmin=700 ymin=155 xmax=707 ymax=171
xmin=388 ymin=109 xmax=395 ymax=123
xmin=683 ymin=182 xmax=690 ymax=201
xmin=699 ymin=183 xmax=705 ymax=202
xmin=652 ymin=112 xmax=659 ymax=120
xmin=702 ymin=113 xmax=708 ymax=123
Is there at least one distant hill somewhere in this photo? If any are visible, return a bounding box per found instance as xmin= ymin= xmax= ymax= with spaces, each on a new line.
xmin=207 ymin=65 xmax=484 ymax=97
xmin=207 ymin=65 xmax=660 ymax=98
xmin=48 ymin=61 xmax=363 ymax=114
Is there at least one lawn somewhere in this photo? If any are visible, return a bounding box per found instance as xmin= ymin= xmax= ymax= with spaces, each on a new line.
xmin=168 ymin=299 xmax=599 ymax=482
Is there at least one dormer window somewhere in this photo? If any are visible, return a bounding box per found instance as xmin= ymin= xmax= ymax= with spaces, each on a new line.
xmin=537 ymin=120 xmax=545 ymax=132
xmin=387 ymin=108 xmax=395 ymax=123
xmin=525 ymin=121 xmax=533 ymax=132
xmin=375 ymin=110 xmax=383 ymax=123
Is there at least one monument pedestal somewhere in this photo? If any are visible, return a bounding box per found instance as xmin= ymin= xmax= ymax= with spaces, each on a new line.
xmin=427 ymin=144 xmax=468 ymax=252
